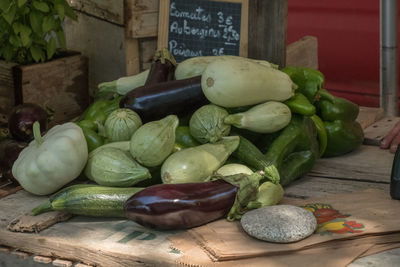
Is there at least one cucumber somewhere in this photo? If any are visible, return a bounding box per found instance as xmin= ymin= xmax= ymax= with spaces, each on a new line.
xmin=201 ymin=58 xmax=296 ymax=108
xmin=31 ymin=184 xmax=144 ymax=217
xmin=232 ymin=136 xmax=272 ymax=172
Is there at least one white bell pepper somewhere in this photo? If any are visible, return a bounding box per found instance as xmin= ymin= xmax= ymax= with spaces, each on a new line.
xmin=12 ymin=121 xmax=88 ymax=195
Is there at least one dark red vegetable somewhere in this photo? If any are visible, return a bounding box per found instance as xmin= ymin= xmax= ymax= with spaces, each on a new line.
xmin=145 ymin=48 xmax=177 ymax=85
xmin=0 ymin=139 xmax=27 ymax=184
xmin=119 ymin=76 xmax=209 ymax=122
xmin=8 ymin=103 xmax=48 ymax=142
xmin=124 ymin=180 xmax=238 ymax=230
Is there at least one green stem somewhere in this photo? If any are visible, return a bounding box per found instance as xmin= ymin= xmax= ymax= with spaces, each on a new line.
xmin=33 ymin=121 xmax=43 ymax=146
xmin=224 ymin=114 xmax=244 ymax=128
xmin=31 ymin=200 xmax=53 ymax=216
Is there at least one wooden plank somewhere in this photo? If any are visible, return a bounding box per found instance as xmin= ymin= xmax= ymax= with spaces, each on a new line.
xmin=125 ymin=38 xmax=141 ymax=76
xmin=17 ymin=53 xmax=89 ymax=124
xmin=286 ymin=36 xmax=318 ymax=70
xmin=124 ymin=0 xmax=159 ymax=38
xmin=66 ymin=0 xmax=124 ymax=25
xmin=363 ymin=116 xmax=400 ymax=146
xmin=0 ymin=61 xmax=17 ymax=119
xmin=65 ymin=12 xmax=126 ymax=93
xmin=309 ymin=145 xmax=394 ymax=183
xmin=139 ymin=38 xmax=158 ymax=71
xmin=357 ymin=106 xmax=385 ymax=130
xmin=284 ymin=176 xmax=389 ymax=200
xmin=248 ymin=0 xmax=288 ymax=67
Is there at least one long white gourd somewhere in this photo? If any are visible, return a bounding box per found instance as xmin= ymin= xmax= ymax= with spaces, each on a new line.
xmin=175 ymin=55 xmax=276 ymax=80
xmin=201 ymin=58 xmax=296 ymax=108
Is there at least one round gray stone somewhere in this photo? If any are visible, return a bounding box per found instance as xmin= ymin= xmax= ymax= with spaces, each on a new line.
xmin=240 ymin=205 xmax=317 ymax=243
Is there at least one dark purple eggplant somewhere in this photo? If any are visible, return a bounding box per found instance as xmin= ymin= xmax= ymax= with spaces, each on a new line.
xmin=119 ymin=76 xmax=209 ymax=123
xmin=145 ymin=48 xmax=177 ymax=85
xmin=124 ymin=180 xmax=238 ymax=230
xmin=0 ymin=139 xmax=27 ymax=183
xmin=8 ymin=103 xmax=48 ymax=142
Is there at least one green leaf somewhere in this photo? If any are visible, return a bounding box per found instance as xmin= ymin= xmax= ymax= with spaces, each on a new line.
xmin=0 ymin=0 xmax=10 ymax=11
xmin=46 ymin=37 xmax=56 ymax=59
xmin=12 ymin=21 xmax=23 ymax=34
xmin=29 ymin=11 xmax=43 ymax=34
xmin=42 ymin=15 xmax=56 ymax=33
xmin=32 ymin=1 xmax=49 ymax=13
xmin=62 ymin=0 xmax=77 ymax=20
xmin=55 ymin=4 xmax=65 ymax=20
xmin=9 ymin=34 xmax=22 ymax=47
xmin=3 ymin=45 xmax=13 ymax=62
xmin=20 ymin=25 xmax=32 ymax=47
xmin=30 ymin=45 xmax=45 ymax=62
xmin=17 ymin=0 xmax=27 ymax=8
xmin=56 ymin=30 xmax=66 ymax=48
xmin=2 ymin=3 xmax=16 ymax=25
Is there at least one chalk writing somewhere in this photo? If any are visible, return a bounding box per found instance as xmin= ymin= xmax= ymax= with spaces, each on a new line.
xmin=167 ymin=0 xmax=242 ymax=62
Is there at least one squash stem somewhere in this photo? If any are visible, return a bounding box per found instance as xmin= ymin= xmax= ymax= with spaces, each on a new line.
xmin=224 ymin=114 xmax=243 ymax=128
xmin=33 ymin=121 xmax=44 ymax=146
xmin=31 ymin=200 xmax=53 ymax=216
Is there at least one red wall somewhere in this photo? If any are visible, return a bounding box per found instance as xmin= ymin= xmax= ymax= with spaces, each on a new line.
xmin=287 ymin=0 xmax=385 ymax=107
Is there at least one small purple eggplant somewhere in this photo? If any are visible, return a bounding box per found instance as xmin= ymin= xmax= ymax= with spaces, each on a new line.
xmin=124 ymin=180 xmax=238 ymax=230
xmin=8 ymin=103 xmax=48 ymax=142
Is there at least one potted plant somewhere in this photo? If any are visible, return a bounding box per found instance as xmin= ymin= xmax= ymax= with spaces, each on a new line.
xmin=0 ymin=0 xmax=89 ymax=124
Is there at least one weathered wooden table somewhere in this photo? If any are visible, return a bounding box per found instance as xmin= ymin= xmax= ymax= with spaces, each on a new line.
xmin=0 ymin=107 xmax=399 ymax=267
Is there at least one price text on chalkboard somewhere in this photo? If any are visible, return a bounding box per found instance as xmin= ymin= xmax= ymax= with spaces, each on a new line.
xmin=158 ymin=0 xmax=249 ymax=62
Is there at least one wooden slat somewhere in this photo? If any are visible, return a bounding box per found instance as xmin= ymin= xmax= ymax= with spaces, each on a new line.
xmin=0 ymin=61 xmax=17 ymax=118
xmin=66 ymin=0 xmax=124 ymax=25
xmin=284 ymin=175 xmax=389 ymax=199
xmin=309 ymin=145 xmax=394 ymax=183
xmin=17 ymin=53 xmax=89 ymax=124
xmin=125 ymin=38 xmax=141 ymax=76
xmin=248 ymin=0 xmax=288 ymax=67
xmin=363 ymin=116 xmax=400 ymax=146
xmin=357 ymin=106 xmax=384 ymax=130
xmin=286 ymin=36 xmax=318 ymax=70
xmin=124 ymin=0 xmax=159 ymax=38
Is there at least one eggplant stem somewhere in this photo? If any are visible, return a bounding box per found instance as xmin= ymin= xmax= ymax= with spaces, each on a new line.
xmin=33 ymin=121 xmax=43 ymax=146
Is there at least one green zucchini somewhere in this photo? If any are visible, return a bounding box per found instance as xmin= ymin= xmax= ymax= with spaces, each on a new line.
xmin=31 ymin=184 xmax=144 ymax=217
xmin=232 ymin=135 xmax=272 ymax=172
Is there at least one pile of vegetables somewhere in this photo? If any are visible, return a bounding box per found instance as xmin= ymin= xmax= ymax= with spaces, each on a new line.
xmin=5 ymin=50 xmax=364 ymax=231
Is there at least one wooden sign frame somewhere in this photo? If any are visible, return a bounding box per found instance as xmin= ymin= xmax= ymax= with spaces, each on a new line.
xmin=157 ymin=0 xmax=249 ymax=58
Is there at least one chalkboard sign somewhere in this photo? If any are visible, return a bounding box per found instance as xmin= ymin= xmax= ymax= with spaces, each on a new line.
xmin=157 ymin=0 xmax=249 ymax=62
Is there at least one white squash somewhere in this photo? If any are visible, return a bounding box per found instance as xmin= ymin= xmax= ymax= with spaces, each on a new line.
xmin=175 ymin=55 xmax=276 ymax=80
xmin=201 ymin=58 xmax=296 ymax=107
xmin=12 ymin=122 xmax=88 ymax=195
xmin=224 ymin=101 xmax=292 ymax=133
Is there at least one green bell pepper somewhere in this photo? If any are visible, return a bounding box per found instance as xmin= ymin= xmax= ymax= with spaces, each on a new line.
xmin=279 ymin=150 xmax=316 ymax=186
xmin=281 ymin=66 xmax=325 ymax=103
xmin=323 ymin=120 xmax=364 ymax=157
xmin=264 ymin=114 xmax=319 ymax=169
xmin=317 ymin=89 xmax=359 ymax=122
xmin=310 ymin=114 xmax=328 ymax=157
xmin=79 ymin=126 xmax=104 ymax=152
xmin=84 ymin=96 xmax=122 ymax=124
xmin=284 ymin=92 xmax=316 ymax=116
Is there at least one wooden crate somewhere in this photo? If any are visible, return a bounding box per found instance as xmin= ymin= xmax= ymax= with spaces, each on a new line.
xmin=0 ymin=52 xmax=89 ymax=124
